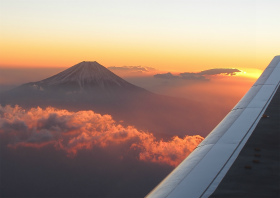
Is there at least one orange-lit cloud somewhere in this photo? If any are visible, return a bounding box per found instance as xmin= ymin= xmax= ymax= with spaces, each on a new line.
xmin=107 ymin=66 xmax=158 ymax=77
xmin=0 ymin=105 xmax=203 ymax=167
xmin=154 ymin=68 xmax=242 ymax=81
xmin=133 ymin=135 xmax=203 ymax=167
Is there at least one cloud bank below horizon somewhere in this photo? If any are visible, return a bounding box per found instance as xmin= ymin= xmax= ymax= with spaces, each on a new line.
xmin=0 ymin=105 xmax=203 ymax=167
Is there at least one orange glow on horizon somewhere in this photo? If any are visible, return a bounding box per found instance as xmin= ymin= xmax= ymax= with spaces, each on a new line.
xmin=0 ymin=34 xmax=273 ymax=71
xmin=237 ymin=68 xmax=263 ymax=79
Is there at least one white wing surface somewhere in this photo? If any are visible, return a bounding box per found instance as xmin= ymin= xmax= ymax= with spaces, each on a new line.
xmin=146 ymin=55 xmax=280 ymax=198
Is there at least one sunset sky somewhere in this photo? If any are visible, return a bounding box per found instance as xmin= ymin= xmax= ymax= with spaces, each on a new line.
xmin=0 ymin=0 xmax=279 ymax=72
xmin=1 ymin=1 xmax=279 ymax=197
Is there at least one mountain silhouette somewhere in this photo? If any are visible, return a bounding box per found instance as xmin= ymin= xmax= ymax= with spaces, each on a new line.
xmin=0 ymin=61 xmax=150 ymax=108
xmin=0 ymin=62 xmax=225 ymax=138
xmin=28 ymin=61 xmax=148 ymax=93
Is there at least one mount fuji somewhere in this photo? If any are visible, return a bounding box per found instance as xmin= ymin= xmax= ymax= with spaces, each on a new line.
xmin=0 ymin=61 xmax=150 ymax=108
xmin=0 ymin=62 xmax=220 ymax=138
xmin=26 ymin=61 xmax=148 ymax=94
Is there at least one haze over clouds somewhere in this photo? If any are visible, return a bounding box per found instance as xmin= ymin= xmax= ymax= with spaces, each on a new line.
xmin=0 ymin=67 xmax=259 ymax=198
xmin=0 ymin=66 xmax=255 ymax=115
xmin=124 ymin=67 xmax=255 ymax=111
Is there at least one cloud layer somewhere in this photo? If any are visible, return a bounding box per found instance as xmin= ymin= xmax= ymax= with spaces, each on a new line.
xmin=0 ymin=105 xmax=203 ymax=167
xmin=108 ymin=66 xmax=157 ymax=76
xmin=154 ymin=68 xmax=241 ymax=81
xmin=108 ymin=66 xmax=156 ymax=72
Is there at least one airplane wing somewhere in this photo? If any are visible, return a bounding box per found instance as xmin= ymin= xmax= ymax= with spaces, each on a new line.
xmin=145 ymin=55 xmax=280 ymax=198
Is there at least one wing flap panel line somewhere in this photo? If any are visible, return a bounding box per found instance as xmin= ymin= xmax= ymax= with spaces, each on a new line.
xmin=145 ymin=56 xmax=280 ymax=198
xmin=202 ymin=80 xmax=280 ymax=198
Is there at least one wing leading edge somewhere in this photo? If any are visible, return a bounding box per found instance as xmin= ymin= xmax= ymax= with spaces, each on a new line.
xmin=145 ymin=55 xmax=280 ymax=198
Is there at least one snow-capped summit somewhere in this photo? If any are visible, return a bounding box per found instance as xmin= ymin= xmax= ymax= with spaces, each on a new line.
xmin=33 ymin=61 xmax=142 ymax=92
xmin=0 ymin=61 xmax=150 ymax=108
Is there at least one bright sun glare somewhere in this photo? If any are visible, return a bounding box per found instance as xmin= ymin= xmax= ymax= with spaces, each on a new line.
xmin=237 ymin=68 xmax=263 ymax=79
